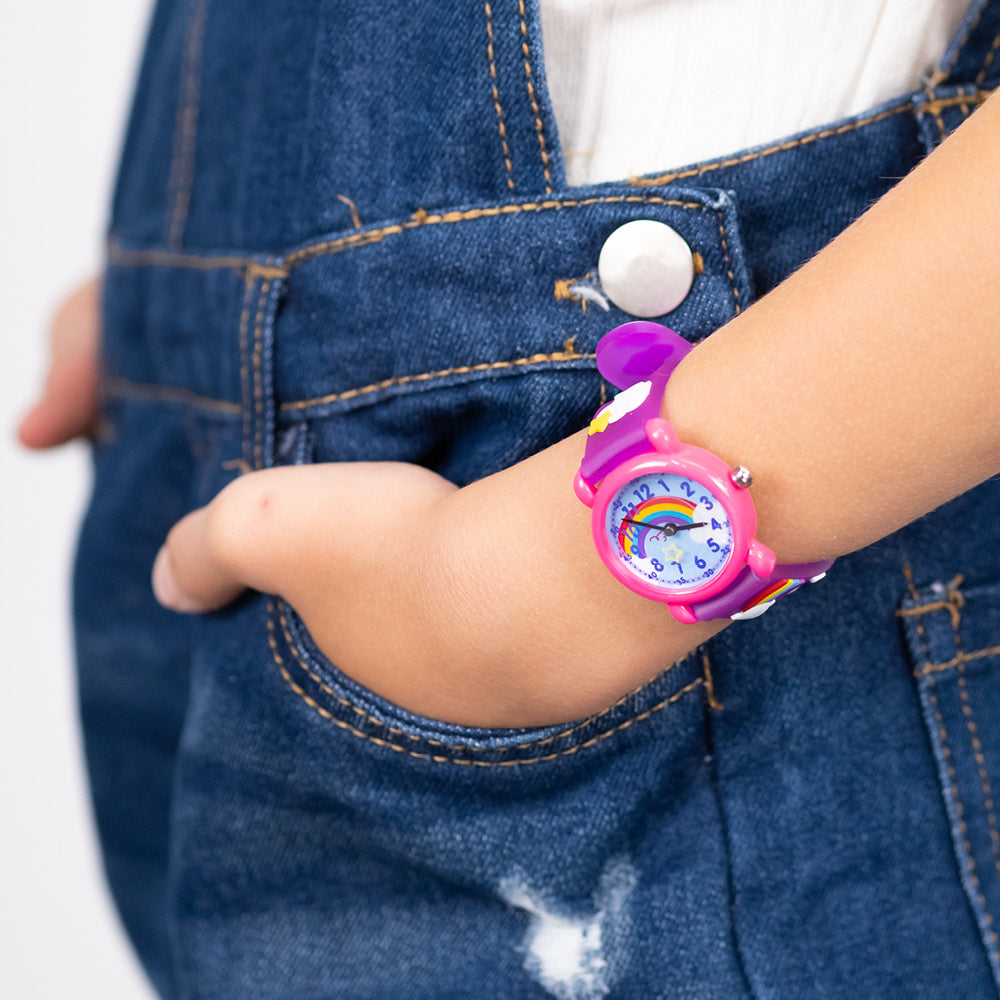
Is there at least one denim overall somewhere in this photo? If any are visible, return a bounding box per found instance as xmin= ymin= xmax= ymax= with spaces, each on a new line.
xmin=80 ymin=1 xmax=1000 ymax=996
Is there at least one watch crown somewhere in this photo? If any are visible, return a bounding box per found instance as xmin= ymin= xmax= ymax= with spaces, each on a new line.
xmin=730 ymin=465 xmax=753 ymax=489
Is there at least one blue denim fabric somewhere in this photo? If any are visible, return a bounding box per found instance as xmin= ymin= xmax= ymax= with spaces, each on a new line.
xmin=77 ymin=0 xmax=1000 ymax=996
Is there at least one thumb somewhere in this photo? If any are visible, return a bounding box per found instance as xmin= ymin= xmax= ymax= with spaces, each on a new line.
xmin=152 ymin=462 xmax=455 ymax=614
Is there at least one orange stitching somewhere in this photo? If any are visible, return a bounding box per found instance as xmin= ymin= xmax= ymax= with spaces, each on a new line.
xmin=945 ymin=580 xmax=1000 ymax=881
xmin=518 ymin=0 xmax=552 ymax=193
xmin=926 ymin=682 xmax=1000 ymax=950
xmin=246 ymin=263 xmax=289 ymax=279
xmin=238 ymin=273 xmax=255 ymax=467
xmin=906 ymin=564 xmax=1000 ymax=951
xmin=929 ymin=95 xmax=948 ymax=145
xmin=251 ymin=280 xmax=272 ymax=470
xmin=716 ymin=212 xmax=741 ymax=315
xmin=976 ymin=31 xmax=1000 ymax=87
xmin=336 ymin=194 xmax=362 ymax=230
xmin=632 ymin=105 xmax=910 ymax=186
xmin=912 ymin=646 xmax=1000 ymax=679
xmin=267 ymin=603 xmax=703 ymax=766
xmin=279 ymin=346 xmax=595 ymax=412
xmin=910 ymin=582 xmax=998 ymax=945
xmin=108 ymin=242 xmax=259 ymax=272
xmin=284 ymin=195 xmax=704 ymax=266
xmin=931 ymin=3 xmax=987 ymax=86
xmin=113 ymin=195 xmax=707 ymax=273
xmin=628 ymin=94 xmax=992 ymax=188
xmin=102 ymin=375 xmax=240 ymax=414
xmin=89 ymin=348 xmax=597 ymax=417
xmin=702 ymin=649 xmax=723 ymax=712
xmin=957 ymin=665 xmax=1000 ymax=880
xmin=898 ymin=600 xmax=963 ymax=626
xmin=273 ymin=599 xmax=690 ymax=753
xmin=166 ymin=0 xmax=208 ymax=248
xmin=485 ymin=2 xmax=516 ymax=190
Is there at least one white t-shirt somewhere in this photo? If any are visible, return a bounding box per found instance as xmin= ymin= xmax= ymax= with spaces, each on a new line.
xmin=538 ymin=0 xmax=970 ymax=185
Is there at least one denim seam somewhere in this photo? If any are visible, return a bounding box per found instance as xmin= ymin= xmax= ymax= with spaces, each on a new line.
xmin=108 ymin=242 xmax=257 ymax=271
xmin=109 ymin=195 xmax=708 ymax=272
xmin=283 ymin=195 xmax=706 ymax=266
xmin=929 ymin=2 xmax=986 ymax=87
xmin=922 ymin=576 xmax=1000 ymax=882
xmin=101 ymin=352 xmax=597 ymax=418
xmin=949 ymin=594 xmax=1000 ymax=881
xmin=715 ymin=211 xmax=742 ymax=315
xmin=267 ymin=599 xmax=702 ymax=764
xmin=702 ymin=684 xmax=757 ymax=999
xmin=977 ymin=31 xmax=1000 ymax=86
xmin=630 ymin=92 xmax=993 ymax=188
xmin=701 ymin=649 xmax=723 ymax=711
xmin=924 ymin=676 xmax=1000 ymax=957
xmin=251 ymin=279 xmax=272 ymax=470
xmin=936 ymin=1 xmax=988 ymax=85
xmin=237 ymin=274 xmax=256 ymax=468
xmin=165 ymin=0 xmax=208 ymax=248
xmin=102 ymin=375 xmax=241 ymax=415
xmin=280 ymin=343 xmax=595 ymax=412
xmin=517 ymin=0 xmax=553 ymax=193
xmin=274 ymin=599 xmax=689 ymax=751
xmin=485 ymin=1 xmax=516 ymax=191
xmin=911 ymin=645 xmax=1000 ymax=678
xmin=921 ymin=81 xmax=949 ymax=145
xmin=904 ymin=567 xmax=1000 ymax=963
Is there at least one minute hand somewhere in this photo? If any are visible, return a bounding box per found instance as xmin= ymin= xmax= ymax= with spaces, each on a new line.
xmin=621 ymin=518 xmax=707 ymax=536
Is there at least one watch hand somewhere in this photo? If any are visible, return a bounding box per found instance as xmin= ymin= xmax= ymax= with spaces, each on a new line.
xmin=621 ymin=518 xmax=707 ymax=536
xmin=671 ymin=521 xmax=707 ymax=533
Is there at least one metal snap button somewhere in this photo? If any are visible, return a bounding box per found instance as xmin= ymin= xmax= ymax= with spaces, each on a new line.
xmin=598 ymin=219 xmax=695 ymax=317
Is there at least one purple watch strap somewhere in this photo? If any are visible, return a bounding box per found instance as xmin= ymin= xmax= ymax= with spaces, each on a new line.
xmin=687 ymin=559 xmax=834 ymax=621
xmin=579 ymin=323 xmax=692 ymax=488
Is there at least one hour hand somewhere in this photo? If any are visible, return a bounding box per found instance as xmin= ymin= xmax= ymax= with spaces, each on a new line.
xmin=670 ymin=521 xmax=707 ymax=533
xmin=623 ymin=516 xmax=677 ymax=537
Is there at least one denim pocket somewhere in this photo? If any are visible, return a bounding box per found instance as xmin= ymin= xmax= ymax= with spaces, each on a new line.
xmin=266 ymin=407 xmax=708 ymax=756
xmin=899 ymin=574 xmax=1000 ymax=991
xmin=271 ymin=183 xmax=752 ymax=485
xmin=265 ymin=588 xmax=707 ymax=763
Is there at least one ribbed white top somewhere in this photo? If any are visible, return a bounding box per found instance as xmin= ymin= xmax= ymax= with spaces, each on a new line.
xmin=538 ymin=0 xmax=970 ymax=184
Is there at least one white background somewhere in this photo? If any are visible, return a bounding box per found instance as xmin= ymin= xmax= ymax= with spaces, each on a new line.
xmin=1 ymin=2 xmax=157 ymax=996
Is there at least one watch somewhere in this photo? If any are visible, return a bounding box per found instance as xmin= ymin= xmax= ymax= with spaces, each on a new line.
xmin=574 ymin=321 xmax=833 ymax=623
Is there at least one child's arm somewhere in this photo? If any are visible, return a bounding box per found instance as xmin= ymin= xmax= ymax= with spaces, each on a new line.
xmin=34 ymin=91 xmax=1000 ymax=728
xmin=157 ymin=89 xmax=1000 ymax=727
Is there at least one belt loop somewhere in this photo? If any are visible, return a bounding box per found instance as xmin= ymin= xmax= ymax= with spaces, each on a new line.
xmin=239 ymin=260 xmax=288 ymax=472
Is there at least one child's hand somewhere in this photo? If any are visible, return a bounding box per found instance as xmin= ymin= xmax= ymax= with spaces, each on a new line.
xmin=153 ymin=449 xmax=723 ymax=727
xmin=18 ymin=278 xmax=101 ymax=448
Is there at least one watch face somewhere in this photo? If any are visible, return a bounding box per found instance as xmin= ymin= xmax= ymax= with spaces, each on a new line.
xmin=604 ymin=471 xmax=734 ymax=593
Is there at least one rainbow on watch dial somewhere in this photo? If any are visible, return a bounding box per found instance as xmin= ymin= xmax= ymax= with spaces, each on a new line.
xmin=617 ymin=495 xmax=698 ymax=558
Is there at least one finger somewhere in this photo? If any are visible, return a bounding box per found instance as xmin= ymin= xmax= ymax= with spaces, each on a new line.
xmin=152 ymin=462 xmax=455 ymax=614
xmin=17 ymin=278 xmax=101 ymax=449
